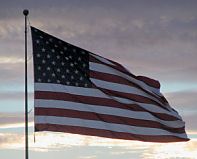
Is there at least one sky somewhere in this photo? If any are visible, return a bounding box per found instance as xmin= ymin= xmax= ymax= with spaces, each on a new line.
xmin=0 ymin=0 xmax=197 ymax=158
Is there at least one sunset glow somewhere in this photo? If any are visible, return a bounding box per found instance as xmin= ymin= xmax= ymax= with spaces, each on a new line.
xmin=0 ymin=0 xmax=197 ymax=158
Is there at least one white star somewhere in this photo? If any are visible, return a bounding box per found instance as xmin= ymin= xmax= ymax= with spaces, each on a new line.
xmin=81 ymin=51 xmax=85 ymax=54
xmin=37 ymin=66 xmax=41 ymax=70
xmin=37 ymin=54 xmax=41 ymax=58
xmin=55 ymin=45 xmax=58 ymax=48
xmin=71 ymin=75 xmax=74 ymax=79
xmin=47 ymin=79 xmax=51 ymax=82
xmin=42 ymin=60 xmax=46 ymax=64
xmin=42 ymin=48 xmax=46 ymax=52
xmin=66 ymin=69 xmax=70 ymax=73
xmin=61 ymin=75 xmax=65 ymax=79
xmin=58 ymin=41 xmax=62 ymax=44
xmin=69 ymin=55 xmax=72 ymax=59
xmin=65 ymin=57 xmax=69 ymax=60
xmin=73 ymin=49 xmax=76 ymax=52
xmin=75 ymin=83 xmax=79 ymax=86
xmin=47 ymin=67 xmax=51 ymax=71
xmin=52 ymin=73 xmax=56 ymax=77
xmin=79 ymin=76 xmax=83 ymax=81
xmin=46 ymin=41 xmax=49 ymax=44
xmin=66 ymin=81 xmax=70 ymax=85
xmin=37 ymin=78 xmax=41 ymax=82
xmin=49 ymin=38 xmax=53 ymax=42
xmin=40 ymin=36 xmax=43 ymax=39
xmin=61 ymin=62 xmax=65 ymax=66
xmin=70 ymin=63 xmax=74 ymax=67
xmin=36 ymin=40 xmax=40 ymax=44
xmin=78 ymin=57 xmax=81 ymax=61
xmin=82 ymin=63 xmax=86 ymax=67
xmin=52 ymin=61 xmax=56 ymax=65
xmin=56 ymin=55 xmax=60 ymax=59
xmin=84 ymin=83 xmax=88 ymax=87
xmin=42 ymin=72 xmax=46 ymax=76
xmin=75 ymin=70 xmax=79 ymax=74
xmin=57 ymin=80 xmax=60 ymax=83
xmin=47 ymin=54 xmax=50 ymax=58
xmin=57 ymin=68 xmax=61 ymax=72
xmin=60 ymin=51 xmax=64 ymax=54
xmin=63 ymin=47 xmax=67 ymax=50
xmin=51 ymin=49 xmax=55 ymax=53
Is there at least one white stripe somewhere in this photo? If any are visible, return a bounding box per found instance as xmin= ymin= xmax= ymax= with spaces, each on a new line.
xmin=113 ymin=96 xmax=182 ymax=119
xmin=90 ymin=56 xmax=177 ymax=114
xmin=35 ymin=83 xmax=181 ymax=119
xmin=90 ymin=62 xmax=162 ymax=96
xmin=35 ymin=99 xmax=184 ymax=128
xmin=90 ymin=62 xmax=177 ymax=114
xmin=35 ymin=83 xmax=107 ymax=98
xmin=90 ymin=53 xmax=116 ymax=66
xmin=90 ymin=78 xmax=164 ymax=106
xmin=91 ymin=54 xmax=162 ymax=97
xmin=35 ymin=116 xmax=188 ymax=138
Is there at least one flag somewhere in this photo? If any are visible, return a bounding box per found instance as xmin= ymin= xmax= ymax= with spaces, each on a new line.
xmin=31 ymin=26 xmax=189 ymax=142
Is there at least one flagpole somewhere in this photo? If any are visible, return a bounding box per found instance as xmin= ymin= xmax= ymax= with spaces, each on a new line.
xmin=23 ymin=9 xmax=29 ymax=159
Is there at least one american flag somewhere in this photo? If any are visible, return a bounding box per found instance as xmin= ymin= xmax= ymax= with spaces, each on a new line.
xmin=31 ymin=26 xmax=189 ymax=142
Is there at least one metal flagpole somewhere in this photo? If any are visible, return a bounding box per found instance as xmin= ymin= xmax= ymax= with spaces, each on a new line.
xmin=23 ymin=9 xmax=29 ymax=159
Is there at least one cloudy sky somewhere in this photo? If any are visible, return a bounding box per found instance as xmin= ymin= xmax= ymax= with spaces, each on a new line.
xmin=0 ymin=0 xmax=197 ymax=158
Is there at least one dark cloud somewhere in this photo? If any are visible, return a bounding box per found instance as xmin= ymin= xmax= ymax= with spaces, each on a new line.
xmin=0 ymin=0 xmax=196 ymax=128
xmin=0 ymin=112 xmax=33 ymax=126
xmin=0 ymin=1 xmax=196 ymax=84
xmin=184 ymin=113 xmax=197 ymax=131
xmin=0 ymin=63 xmax=23 ymax=82
xmin=0 ymin=2 xmax=196 ymax=158
xmin=165 ymin=90 xmax=197 ymax=131
xmin=0 ymin=91 xmax=33 ymax=101
xmin=0 ymin=113 xmax=24 ymax=125
xmin=166 ymin=90 xmax=197 ymax=110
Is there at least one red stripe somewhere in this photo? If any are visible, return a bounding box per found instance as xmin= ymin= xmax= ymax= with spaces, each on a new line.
xmin=89 ymin=54 xmax=160 ymax=89
xmin=137 ymin=76 xmax=160 ymax=89
xmin=35 ymin=124 xmax=189 ymax=142
xmin=35 ymin=91 xmax=179 ymax=121
xmin=89 ymin=54 xmax=134 ymax=77
xmin=90 ymin=70 xmax=166 ymax=104
xmin=35 ymin=107 xmax=185 ymax=133
xmin=96 ymin=87 xmax=168 ymax=110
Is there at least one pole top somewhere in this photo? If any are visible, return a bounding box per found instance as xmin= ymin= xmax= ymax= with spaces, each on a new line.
xmin=23 ymin=9 xmax=29 ymax=16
